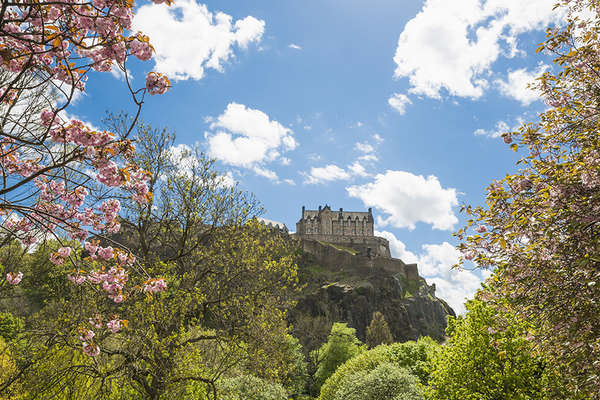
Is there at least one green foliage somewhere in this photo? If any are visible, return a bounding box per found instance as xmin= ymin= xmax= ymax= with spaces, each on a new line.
xmin=426 ymin=299 xmax=570 ymax=400
xmin=0 ymin=337 xmax=24 ymax=399
xmin=244 ymin=333 xmax=308 ymax=396
xmin=218 ymin=375 xmax=287 ymax=400
xmin=19 ymin=345 xmax=140 ymax=400
xmin=318 ymin=337 xmax=439 ymax=400
xmin=0 ymin=313 xmax=23 ymax=342
xmin=312 ymin=323 xmax=365 ymax=391
xmin=366 ymin=311 xmax=393 ymax=348
xmin=331 ymin=363 xmax=423 ymax=400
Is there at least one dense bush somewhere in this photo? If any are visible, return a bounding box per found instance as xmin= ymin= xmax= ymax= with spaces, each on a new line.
xmin=218 ymin=375 xmax=288 ymax=400
xmin=319 ymin=337 xmax=438 ymax=400
xmin=332 ymin=363 xmax=423 ymax=400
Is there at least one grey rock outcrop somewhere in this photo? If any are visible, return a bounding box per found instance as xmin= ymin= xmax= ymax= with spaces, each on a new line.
xmin=289 ymin=239 xmax=455 ymax=343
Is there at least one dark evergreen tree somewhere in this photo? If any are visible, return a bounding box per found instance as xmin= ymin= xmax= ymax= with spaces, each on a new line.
xmin=366 ymin=312 xmax=393 ymax=348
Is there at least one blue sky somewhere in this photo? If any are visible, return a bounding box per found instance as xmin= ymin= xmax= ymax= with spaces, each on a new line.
xmin=71 ymin=0 xmax=562 ymax=313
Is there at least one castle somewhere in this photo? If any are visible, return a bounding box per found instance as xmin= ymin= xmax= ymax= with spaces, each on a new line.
xmin=294 ymin=204 xmax=419 ymax=283
xmin=296 ymin=205 xmax=390 ymax=258
xmin=296 ymin=205 xmax=374 ymax=237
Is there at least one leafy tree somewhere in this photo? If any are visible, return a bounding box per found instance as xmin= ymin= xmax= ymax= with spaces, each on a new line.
xmin=426 ymin=299 xmax=571 ymax=400
xmin=456 ymin=1 xmax=600 ymax=396
xmin=243 ymin=333 xmax=308 ymax=397
xmin=0 ymin=337 xmax=24 ymax=399
xmin=366 ymin=311 xmax=393 ymax=348
xmin=289 ymin=314 xmax=332 ymax=395
xmin=0 ymin=4 xmax=171 ymax=394
xmin=313 ymin=322 xmax=365 ymax=392
xmin=19 ymin=120 xmax=301 ymax=400
xmin=218 ymin=375 xmax=288 ymax=400
xmin=332 ymin=363 xmax=423 ymax=400
xmin=0 ymin=313 xmax=23 ymax=342
xmin=319 ymin=337 xmax=439 ymax=400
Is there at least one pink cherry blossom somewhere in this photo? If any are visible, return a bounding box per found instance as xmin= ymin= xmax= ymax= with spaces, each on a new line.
xmin=89 ymin=315 xmax=103 ymax=329
xmin=82 ymin=342 xmax=100 ymax=357
xmin=143 ymin=278 xmax=167 ymax=294
xmin=107 ymin=319 xmax=122 ymax=333
xmin=97 ymin=246 xmax=114 ymax=260
xmin=6 ymin=272 xmax=23 ymax=285
xmin=68 ymin=274 xmax=86 ymax=285
xmin=146 ymin=72 xmax=170 ymax=95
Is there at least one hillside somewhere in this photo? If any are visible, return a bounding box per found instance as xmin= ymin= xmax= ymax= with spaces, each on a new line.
xmin=288 ymin=238 xmax=455 ymax=344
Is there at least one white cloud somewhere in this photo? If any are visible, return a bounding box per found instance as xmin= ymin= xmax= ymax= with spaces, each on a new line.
xmin=304 ymin=158 xmax=374 ymax=184
xmin=388 ymin=93 xmax=412 ymax=114
xmin=206 ymin=103 xmax=296 ymax=176
xmin=495 ymin=64 xmax=548 ymax=105
xmin=219 ymin=171 xmax=236 ymax=188
xmin=393 ymin=0 xmax=562 ymax=99
xmin=252 ymin=166 xmax=278 ymax=181
xmin=474 ymin=116 xmax=524 ymax=138
xmin=280 ymin=157 xmax=291 ymax=166
xmin=288 ymin=43 xmax=302 ymax=50
xmin=358 ymin=154 xmax=378 ymax=162
xmin=165 ymin=144 xmax=236 ymax=187
xmin=355 ymin=142 xmax=374 ymax=154
xmin=347 ymin=170 xmax=459 ymax=230
xmin=283 ymin=178 xmax=296 ymax=185
xmin=304 ymin=164 xmax=350 ymax=184
xmin=376 ymin=231 xmax=483 ymax=314
xmin=373 ymin=134 xmax=384 ymax=144
xmin=376 ymin=230 xmax=419 ymax=264
xmin=348 ymin=162 xmax=369 ymax=177
xmin=133 ymin=0 xmax=264 ymax=81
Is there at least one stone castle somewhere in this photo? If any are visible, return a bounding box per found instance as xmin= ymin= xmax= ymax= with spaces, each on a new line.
xmin=294 ymin=204 xmax=419 ymax=283
xmin=296 ymin=204 xmax=391 ymax=258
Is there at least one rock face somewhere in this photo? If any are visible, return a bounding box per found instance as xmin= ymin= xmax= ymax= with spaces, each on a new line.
xmin=290 ymin=239 xmax=455 ymax=343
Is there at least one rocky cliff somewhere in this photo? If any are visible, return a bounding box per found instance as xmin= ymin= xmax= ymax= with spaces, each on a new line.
xmin=289 ymin=239 xmax=455 ymax=343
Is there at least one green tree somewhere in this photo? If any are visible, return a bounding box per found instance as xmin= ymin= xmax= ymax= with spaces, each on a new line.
xmin=218 ymin=375 xmax=287 ymax=400
xmin=456 ymin=1 xmax=600 ymax=396
xmin=332 ymin=363 xmax=423 ymax=400
xmin=426 ymin=299 xmax=570 ymax=400
xmin=312 ymin=322 xmax=365 ymax=393
xmin=18 ymin=119 xmax=301 ymax=400
xmin=243 ymin=333 xmax=308 ymax=397
xmin=366 ymin=311 xmax=393 ymax=348
xmin=319 ymin=337 xmax=439 ymax=400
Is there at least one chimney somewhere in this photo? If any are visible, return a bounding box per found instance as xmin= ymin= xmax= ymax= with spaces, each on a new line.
xmin=318 ymin=205 xmax=322 ymax=212
xmin=339 ymin=208 xmax=343 ymax=212
xmin=302 ymin=205 xmax=305 ymax=216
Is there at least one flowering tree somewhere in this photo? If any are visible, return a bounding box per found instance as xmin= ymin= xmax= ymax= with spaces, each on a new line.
xmin=15 ymin=120 xmax=300 ymax=399
xmin=456 ymin=1 xmax=600 ymax=397
xmin=0 ymin=0 xmax=171 ymax=357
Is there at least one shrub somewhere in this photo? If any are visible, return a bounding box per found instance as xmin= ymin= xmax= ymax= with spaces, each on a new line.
xmin=218 ymin=375 xmax=287 ymax=400
xmin=332 ymin=363 xmax=424 ymax=400
xmin=312 ymin=322 xmax=365 ymax=390
xmin=319 ymin=337 xmax=439 ymax=400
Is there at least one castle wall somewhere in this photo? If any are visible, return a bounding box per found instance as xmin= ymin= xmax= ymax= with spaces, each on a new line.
xmin=301 ymin=234 xmax=390 ymax=258
xmin=300 ymin=238 xmax=411 ymax=280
